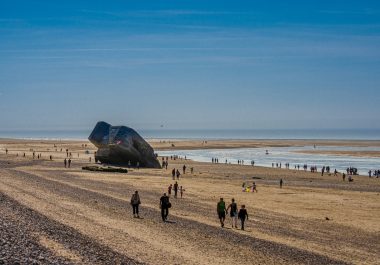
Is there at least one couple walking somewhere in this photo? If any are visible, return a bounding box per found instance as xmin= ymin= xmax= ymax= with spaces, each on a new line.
xmin=130 ymin=191 xmax=172 ymax=222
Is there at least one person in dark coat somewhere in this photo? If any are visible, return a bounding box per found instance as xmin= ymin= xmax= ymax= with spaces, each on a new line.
xmin=160 ymin=193 xmax=171 ymax=222
xmin=130 ymin=191 xmax=141 ymax=218
xmin=238 ymin=205 xmax=249 ymax=230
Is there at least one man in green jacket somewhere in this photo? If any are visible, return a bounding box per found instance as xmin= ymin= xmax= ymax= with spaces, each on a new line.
xmin=217 ymin=198 xmax=226 ymax=227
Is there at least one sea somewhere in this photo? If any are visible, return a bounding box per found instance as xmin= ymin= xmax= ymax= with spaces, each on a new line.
xmin=157 ymin=146 xmax=380 ymax=175
xmin=0 ymin=129 xmax=379 ymax=175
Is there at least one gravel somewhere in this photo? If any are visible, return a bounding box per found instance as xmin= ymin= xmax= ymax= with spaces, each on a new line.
xmin=0 ymin=192 xmax=143 ymax=265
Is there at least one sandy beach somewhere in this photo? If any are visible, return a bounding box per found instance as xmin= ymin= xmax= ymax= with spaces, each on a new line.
xmin=3 ymin=1 xmax=380 ymax=264
xmin=0 ymin=139 xmax=379 ymax=264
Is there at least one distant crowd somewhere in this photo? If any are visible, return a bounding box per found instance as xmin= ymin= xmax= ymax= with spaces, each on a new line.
xmin=368 ymin=170 xmax=380 ymax=178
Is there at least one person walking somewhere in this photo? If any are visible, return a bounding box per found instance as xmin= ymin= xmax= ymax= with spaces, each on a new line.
xmin=252 ymin=182 xmax=257 ymax=192
xmin=68 ymin=158 xmax=71 ymax=168
xmin=168 ymin=184 xmax=172 ymax=196
xmin=160 ymin=193 xmax=171 ymax=222
xmin=226 ymin=198 xmax=238 ymax=228
xmin=180 ymin=186 xmax=184 ymax=198
xmin=217 ymin=198 xmax=226 ymax=228
xmin=172 ymin=168 xmax=175 ymax=180
xmin=238 ymin=205 xmax=249 ymax=230
xmin=280 ymin=179 xmax=283 ymax=188
xmin=183 ymin=165 xmax=186 ymax=174
xmin=173 ymin=181 xmax=179 ymax=198
xmin=176 ymin=169 xmax=181 ymax=180
xmin=130 ymin=191 xmax=141 ymax=218
xmin=64 ymin=158 xmax=67 ymax=168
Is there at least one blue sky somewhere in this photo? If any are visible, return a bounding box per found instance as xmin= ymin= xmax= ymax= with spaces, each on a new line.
xmin=0 ymin=0 xmax=379 ymax=130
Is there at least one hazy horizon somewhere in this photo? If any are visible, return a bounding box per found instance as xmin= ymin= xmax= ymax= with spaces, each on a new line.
xmin=0 ymin=127 xmax=379 ymax=141
xmin=1 ymin=1 xmax=380 ymax=130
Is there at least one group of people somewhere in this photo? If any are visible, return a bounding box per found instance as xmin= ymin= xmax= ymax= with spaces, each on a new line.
xmin=270 ymin=162 xmax=364 ymax=180
xmin=212 ymin=158 xmax=255 ymax=166
xmin=217 ymin=198 xmax=249 ymax=230
xmin=162 ymin=159 xmax=169 ymax=169
xmin=309 ymin=165 xmax=322 ymax=172
xmin=342 ymin=173 xmax=354 ymax=182
xmin=168 ymin=181 xmax=185 ymax=198
xmin=171 ymin=168 xmax=181 ymax=180
xmin=130 ymin=192 xmax=171 ymax=222
xmin=242 ymin=182 xmax=258 ymax=193
xmin=4 ymin=147 xmax=77 ymax=163
xmin=32 ymin=152 xmax=43 ymax=159
xmin=63 ymin=158 xmax=72 ymax=168
xmin=272 ymin=162 xmax=321 ymax=172
xmin=129 ymin=191 xmax=172 ymax=221
xmin=6 ymin=146 xmax=86 ymax=167
xmin=166 ymin=155 xmax=184 ymax=161
xmin=212 ymin=158 xmax=219 ymax=163
xmin=5 ymin=148 xmax=45 ymax=160
xmin=321 ymin=166 xmax=331 ymax=176
xmin=368 ymin=170 xmax=380 ymax=178
xmin=129 ymin=192 xmax=250 ymax=230
xmin=346 ymin=167 xmax=358 ymax=175
xmin=272 ymin=163 xmax=337 ymax=175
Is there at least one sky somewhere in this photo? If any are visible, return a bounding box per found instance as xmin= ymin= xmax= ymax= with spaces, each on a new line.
xmin=0 ymin=0 xmax=379 ymax=131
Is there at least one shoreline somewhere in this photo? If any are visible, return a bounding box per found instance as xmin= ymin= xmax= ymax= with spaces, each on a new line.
xmin=2 ymin=138 xmax=379 ymax=173
xmin=2 ymin=137 xmax=380 ymax=150
xmin=150 ymin=139 xmax=380 ymax=151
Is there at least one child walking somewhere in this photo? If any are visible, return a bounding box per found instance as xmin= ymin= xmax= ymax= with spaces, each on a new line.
xmin=238 ymin=205 xmax=249 ymax=230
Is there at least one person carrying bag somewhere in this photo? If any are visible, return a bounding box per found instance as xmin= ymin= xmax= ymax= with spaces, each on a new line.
xmin=131 ymin=191 xmax=141 ymax=218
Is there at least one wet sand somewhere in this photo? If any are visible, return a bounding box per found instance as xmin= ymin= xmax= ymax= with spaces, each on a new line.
xmin=0 ymin=139 xmax=379 ymax=264
xmin=150 ymin=139 xmax=380 ymax=151
xmin=293 ymin=150 xmax=380 ymax=158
